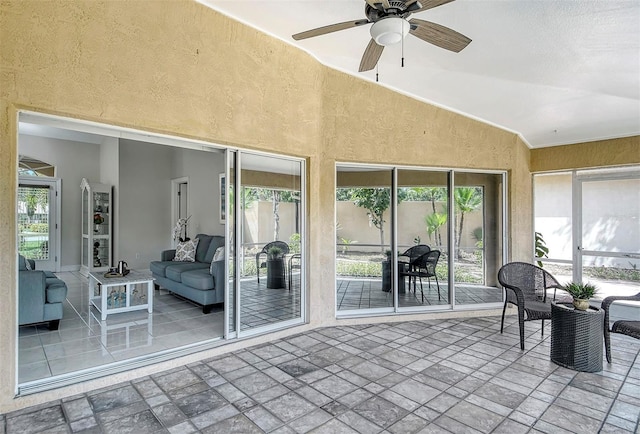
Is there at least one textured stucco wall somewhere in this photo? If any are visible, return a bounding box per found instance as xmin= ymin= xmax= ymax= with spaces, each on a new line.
xmin=531 ymin=136 xmax=640 ymax=172
xmin=0 ymin=0 xmax=538 ymax=412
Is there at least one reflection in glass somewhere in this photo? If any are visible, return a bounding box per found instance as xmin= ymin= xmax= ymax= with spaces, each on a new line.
xmin=336 ymin=166 xmax=392 ymax=311
xmin=238 ymin=153 xmax=303 ymax=332
xmin=396 ymin=169 xmax=449 ymax=307
xmin=453 ymin=172 xmax=504 ymax=305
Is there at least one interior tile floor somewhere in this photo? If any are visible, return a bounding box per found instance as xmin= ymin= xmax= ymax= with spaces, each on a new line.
xmin=18 ymin=270 xmax=302 ymax=384
xmin=4 ymin=315 xmax=640 ymax=433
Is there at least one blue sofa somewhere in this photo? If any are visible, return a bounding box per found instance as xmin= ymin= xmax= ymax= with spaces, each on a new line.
xmin=18 ymin=255 xmax=68 ymax=330
xmin=150 ymin=234 xmax=225 ymax=313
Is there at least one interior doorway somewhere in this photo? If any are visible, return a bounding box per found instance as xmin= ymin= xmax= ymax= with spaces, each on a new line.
xmin=171 ymin=177 xmax=189 ymax=242
xmin=17 ymin=177 xmax=61 ymax=271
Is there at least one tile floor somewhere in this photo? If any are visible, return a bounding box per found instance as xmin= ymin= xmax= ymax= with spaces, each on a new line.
xmin=18 ymin=270 xmax=302 ymax=384
xmin=337 ymin=278 xmax=506 ymax=310
xmin=4 ymin=314 xmax=639 ymax=433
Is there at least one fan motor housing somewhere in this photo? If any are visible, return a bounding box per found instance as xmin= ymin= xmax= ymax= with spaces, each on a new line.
xmin=370 ymin=16 xmax=410 ymax=46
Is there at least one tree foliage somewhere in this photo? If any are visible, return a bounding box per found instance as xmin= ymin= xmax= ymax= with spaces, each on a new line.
xmin=454 ymin=187 xmax=483 ymax=259
xmin=348 ymin=188 xmax=392 ymax=252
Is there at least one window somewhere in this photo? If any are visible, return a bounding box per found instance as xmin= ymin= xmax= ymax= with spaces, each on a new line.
xmin=336 ymin=164 xmax=506 ymax=315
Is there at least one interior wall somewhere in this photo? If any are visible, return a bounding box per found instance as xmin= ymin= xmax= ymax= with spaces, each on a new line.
xmin=18 ymin=134 xmax=101 ymax=270
xmin=170 ymin=147 xmax=225 ymax=237
xmin=118 ymin=140 xmax=174 ymax=270
xmin=0 ymin=0 xmax=539 ymax=412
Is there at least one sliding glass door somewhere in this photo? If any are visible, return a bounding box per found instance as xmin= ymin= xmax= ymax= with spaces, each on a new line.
xmin=534 ymin=167 xmax=640 ymax=297
xmin=396 ymin=169 xmax=450 ymax=307
xmin=453 ymin=172 xmax=504 ymax=306
xmin=577 ymin=170 xmax=640 ymax=295
xmin=336 ymin=164 xmax=506 ymax=316
xmin=336 ymin=166 xmax=392 ymax=312
xmin=236 ymin=153 xmax=305 ymax=335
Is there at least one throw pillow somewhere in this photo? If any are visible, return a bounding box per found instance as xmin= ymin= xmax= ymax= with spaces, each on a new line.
xmin=174 ymin=238 xmax=199 ymax=262
xmin=210 ymin=247 xmax=225 ymax=274
xmin=24 ymin=258 xmax=33 ymax=270
xmin=213 ymin=246 xmax=225 ymax=262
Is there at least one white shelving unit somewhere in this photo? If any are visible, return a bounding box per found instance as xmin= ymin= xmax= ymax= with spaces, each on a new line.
xmin=80 ymin=178 xmax=113 ymax=276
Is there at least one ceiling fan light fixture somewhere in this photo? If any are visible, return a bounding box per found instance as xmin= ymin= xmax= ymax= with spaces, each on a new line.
xmin=370 ymin=16 xmax=410 ymax=46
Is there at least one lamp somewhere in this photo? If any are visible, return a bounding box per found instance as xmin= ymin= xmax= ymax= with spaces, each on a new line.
xmin=370 ymin=16 xmax=410 ymax=46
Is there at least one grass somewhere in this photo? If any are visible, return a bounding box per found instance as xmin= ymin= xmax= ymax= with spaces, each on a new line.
xmin=335 ymin=251 xmax=483 ymax=284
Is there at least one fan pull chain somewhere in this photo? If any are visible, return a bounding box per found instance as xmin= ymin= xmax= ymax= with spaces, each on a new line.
xmin=401 ymin=21 xmax=405 ymax=67
xmin=376 ymin=62 xmax=379 ymax=82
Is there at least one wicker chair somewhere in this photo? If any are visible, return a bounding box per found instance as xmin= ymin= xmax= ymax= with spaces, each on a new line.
xmin=398 ymin=244 xmax=431 ymax=264
xmin=400 ymin=250 xmax=441 ymax=302
xmin=398 ymin=244 xmax=430 ymax=290
xmin=498 ymin=262 xmax=563 ymax=350
xmin=255 ymin=241 xmax=290 ymax=283
xmin=602 ymin=292 xmax=640 ymax=363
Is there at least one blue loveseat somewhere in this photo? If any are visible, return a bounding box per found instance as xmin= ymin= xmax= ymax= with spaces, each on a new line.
xmin=18 ymin=255 xmax=68 ymax=330
xmin=150 ymin=234 xmax=225 ymax=313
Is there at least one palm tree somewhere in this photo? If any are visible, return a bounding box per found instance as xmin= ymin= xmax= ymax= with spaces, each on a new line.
xmin=454 ymin=187 xmax=482 ymax=260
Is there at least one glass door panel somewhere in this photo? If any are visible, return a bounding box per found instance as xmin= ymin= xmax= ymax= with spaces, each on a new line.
xmin=336 ymin=166 xmax=392 ymax=312
xmin=453 ymin=172 xmax=504 ymax=306
xmin=580 ymin=177 xmax=640 ymax=297
xmin=533 ymin=172 xmax=573 ymax=281
xmin=397 ymin=169 xmax=449 ymax=307
xmin=238 ymin=153 xmax=303 ymax=333
xmin=18 ymin=182 xmax=55 ymax=270
xmin=226 ymin=150 xmax=237 ymax=336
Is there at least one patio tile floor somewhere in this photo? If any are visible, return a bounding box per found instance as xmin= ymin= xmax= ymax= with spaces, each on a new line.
xmin=3 ymin=315 xmax=639 ymax=433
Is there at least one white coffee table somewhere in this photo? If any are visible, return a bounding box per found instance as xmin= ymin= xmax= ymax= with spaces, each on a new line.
xmin=88 ymin=270 xmax=154 ymax=320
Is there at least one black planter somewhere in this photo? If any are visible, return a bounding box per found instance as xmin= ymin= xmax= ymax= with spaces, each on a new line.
xmin=382 ymin=260 xmax=391 ymax=292
xmin=381 ymin=260 xmax=406 ymax=293
xmin=267 ymin=258 xmax=286 ymax=289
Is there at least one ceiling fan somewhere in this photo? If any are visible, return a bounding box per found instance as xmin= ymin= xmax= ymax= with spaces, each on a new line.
xmin=292 ymin=0 xmax=471 ymax=72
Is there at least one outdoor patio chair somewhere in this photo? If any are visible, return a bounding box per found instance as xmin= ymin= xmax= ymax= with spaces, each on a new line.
xmin=398 ymin=244 xmax=430 ymax=290
xmin=256 ymin=241 xmax=290 ymax=283
xmin=398 ymin=244 xmax=430 ymax=264
xmin=602 ymin=292 xmax=640 ymax=363
xmin=498 ymin=262 xmax=563 ymax=350
xmin=288 ymin=253 xmax=301 ymax=291
xmin=400 ymin=250 xmax=441 ymax=302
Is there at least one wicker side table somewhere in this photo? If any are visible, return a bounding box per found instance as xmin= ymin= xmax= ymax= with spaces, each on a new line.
xmin=551 ymin=302 xmax=604 ymax=372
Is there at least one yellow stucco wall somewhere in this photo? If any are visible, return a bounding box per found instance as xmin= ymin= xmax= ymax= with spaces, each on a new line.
xmin=0 ymin=0 xmax=540 ymax=412
xmin=531 ymin=136 xmax=640 ymax=172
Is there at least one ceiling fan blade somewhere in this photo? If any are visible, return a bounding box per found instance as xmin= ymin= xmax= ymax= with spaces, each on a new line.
xmin=414 ymin=0 xmax=456 ymax=13
xmin=359 ymin=39 xmax=384 ymax=72
xmin=292 ymin=19 xmax=370 ymax=40
xmin=409 ymin=18 xmax=471 ymax=52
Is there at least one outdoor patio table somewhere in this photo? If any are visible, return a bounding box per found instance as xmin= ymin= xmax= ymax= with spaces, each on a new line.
xmin=550 ymin=302 xmax=603 ymax=372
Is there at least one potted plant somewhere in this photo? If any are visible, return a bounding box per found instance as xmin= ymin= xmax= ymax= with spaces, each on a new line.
xmin=562 ymin=282 xmax=598 ymax=311
xmin=266 ymin=246 xmax=285 ymax=288
xmin=267 ymin=246 xmax=284 ymax=260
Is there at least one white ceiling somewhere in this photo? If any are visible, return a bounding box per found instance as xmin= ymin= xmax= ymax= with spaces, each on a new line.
xmin=200 ymin=0 xmax=640 ymax=148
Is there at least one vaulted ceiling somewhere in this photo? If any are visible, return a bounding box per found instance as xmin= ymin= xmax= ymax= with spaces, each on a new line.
xmin=200 ymin=0 xmax=640 ymax=148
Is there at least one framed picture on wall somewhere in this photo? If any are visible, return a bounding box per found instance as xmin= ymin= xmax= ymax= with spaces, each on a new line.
xmin=219 ymin=174 xmax=226 ymax=224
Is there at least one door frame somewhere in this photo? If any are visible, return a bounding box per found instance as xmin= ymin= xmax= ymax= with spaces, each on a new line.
xmin=17 ymin=177 xmax=61 ymax=272
xmin=170 ymin=177 xmax=189 ymax=245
